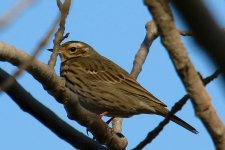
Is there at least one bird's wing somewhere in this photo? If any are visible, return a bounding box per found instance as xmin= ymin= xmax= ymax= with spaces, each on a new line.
xmin=85 ymin=57 xmax=167 ymax=107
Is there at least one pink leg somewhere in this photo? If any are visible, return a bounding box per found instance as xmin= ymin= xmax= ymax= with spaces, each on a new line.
xmin=98 ymin=111 xmax=109 ymax=118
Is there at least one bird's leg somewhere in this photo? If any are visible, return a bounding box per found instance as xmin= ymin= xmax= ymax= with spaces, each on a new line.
xmin=98 ymin=111 xmax=109 ymax=118
xmin=98 ymin=112 xmax=115 ymax=125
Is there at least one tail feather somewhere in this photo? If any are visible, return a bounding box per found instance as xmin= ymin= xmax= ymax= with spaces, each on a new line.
xmin=171 ymin=115 xmax=198 ymax=134
xmin=156 ymin=106 xmax=198 ymax=134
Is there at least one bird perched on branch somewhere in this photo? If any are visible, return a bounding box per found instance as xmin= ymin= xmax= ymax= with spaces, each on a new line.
xmin=54 ymin=41 xmax=198 ymax=134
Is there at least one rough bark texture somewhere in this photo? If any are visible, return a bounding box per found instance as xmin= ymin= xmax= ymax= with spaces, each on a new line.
xmin=145 ymin=0 xmax=225 ymax=150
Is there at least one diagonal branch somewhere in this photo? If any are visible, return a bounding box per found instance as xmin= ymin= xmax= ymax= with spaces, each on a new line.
xmin=0 ymin=68 xmax=107 ymax=150
xmin=178 ymin=29 xmax=225 ymax=37
xmin=0 ymin=16 xmax=59 ymax=92
xmin=112 ymin=21 xmax=158 ymax=135
xmin=130 ymin=21 xmax=158 ymax=79
xmin=0 ymin=42 xmax=127 ymax=150
xmin=144 ymin=0 xmax=225 ymax=150
xmin=172 ymin=0 xmax=225 ymax=78
xmin=178 ymin=30 xmax=193 ymax=36
xmin=133 ymin=69 xmax=222 ymax=150
xmin=0 ymin=0 xmax=37 ymax=31
xmin=48 ymin=0 xmax=71 ymax=69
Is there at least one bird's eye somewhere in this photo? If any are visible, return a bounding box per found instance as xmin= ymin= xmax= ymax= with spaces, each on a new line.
xmin=69 ymin=47 xmax=77 ymax=52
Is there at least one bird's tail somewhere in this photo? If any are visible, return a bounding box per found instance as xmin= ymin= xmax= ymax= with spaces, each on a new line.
xmin=156 ymin=106 xmax=198 ymax=134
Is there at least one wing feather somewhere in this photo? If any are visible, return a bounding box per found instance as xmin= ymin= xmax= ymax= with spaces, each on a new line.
xmin=84 ymin=57 xmax=167 ymax=107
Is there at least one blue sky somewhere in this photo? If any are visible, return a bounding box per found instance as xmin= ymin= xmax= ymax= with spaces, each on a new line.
xmin=0 ymin=0 xmax=225 ymax=150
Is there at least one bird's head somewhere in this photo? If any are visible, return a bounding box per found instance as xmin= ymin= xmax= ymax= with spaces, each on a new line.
xmin=49 ymin=41 xmax=97 ymax=62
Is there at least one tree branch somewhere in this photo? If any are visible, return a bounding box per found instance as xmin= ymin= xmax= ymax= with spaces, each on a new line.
xmin=172 ymin=0 xmax=225 ymax=79
xmin=0 ymin=16 xmax=59 ymax=92
xmin=178 ymin=29 xmax=225 ymax=36
xmin=133 ymin=69 xmax=222 ymax=150
xmin=178 ymin=30 xmax=193 ymax=36
xmin=144 ymin=1 xmax=225 ymax=150
xmin=112 ymin=21 xmax=158 ymax=135
xmin=0 ymin=68 xmax=107 ymax=150
xmin=130 ymin=21 xmax=158 ymax=79
xmin=48 ymin=0 xmax=71 ymax=69
xmin=0 ymin=0 xmax=37 ymax=31
xmin=0 ymin=42 xmax=127 ymax=150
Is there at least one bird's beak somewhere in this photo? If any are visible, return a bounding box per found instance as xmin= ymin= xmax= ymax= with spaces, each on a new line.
xmin=47 ymin=48 xmax=62 ymax=55
xmin=47 ymin=48 xmax=53 ymax=52
xmin=47 ymin=47 xmax=62 ymax=53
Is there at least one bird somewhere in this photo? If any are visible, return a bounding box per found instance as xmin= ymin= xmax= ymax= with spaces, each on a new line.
xmin=56 ymin=40 xmax=198 ymax=134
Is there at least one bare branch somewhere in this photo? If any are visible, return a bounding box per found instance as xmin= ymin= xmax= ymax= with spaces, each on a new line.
xmin=203 ymin=70 xmax=222 ymax=85
xmin=0 ymin=42 xmax=127 ymax=150
xmin=130 ymin=21 xmax=158 ymax=79
xmin=144 ymin=1 xmax=225 ymax=150
xmin=48 ymin=0 xmax=71 ymax=69
xmin=112 ymin=118 xmax=123 ymax=133
xmin=133 ymin=69 xmax=222 ymax=150
xmin=62 ymin=32 xmax=70 ymax=41
xmin=57 ymin=0 xmax=63 ymax=10
xmin=0 ymin=0 xmax=37 ymax=31
xmin=178 ymin=30 xmax=193 ymax=36
xmin=178 ymin=29 xmax=225 ymax=36
xmin=112 ymin=21 xmax=158 ymax=136
xmin=0 ymin=16 xmax=59 ymax=92
xmin=0 ymin=68 xmax=107 ymax=150
xmin=172 ymin=0 xmax=225 ymax=79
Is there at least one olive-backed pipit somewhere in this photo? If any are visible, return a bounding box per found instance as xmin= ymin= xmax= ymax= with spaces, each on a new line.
xmin=56 ymin=41 xmax=198 ymax=134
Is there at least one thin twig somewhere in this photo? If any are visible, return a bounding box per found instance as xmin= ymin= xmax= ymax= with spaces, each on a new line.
xmin=178 ymin=30 xmax=193 ymax=36
xmin=0 ymin=16 xmax=59 ymax=92
xmin=48 ymin=0 xmax=71 ymax=69
xmin=62 ymin=32 xmax=70 ymax=41
xmin=133 ymin=69 xmax=222 ymax=150
xmin=0 ymin=0 xmax=37 ymax=31
xmin=112 ymin=21 xmax=158 ymax=134
xmin=178 ymin=29 xmax=225 ymax=36
xmin=0 ymin=68 xmax=107 ymax=150
xmin=130 ymin=21 xmax=158 ymax=79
